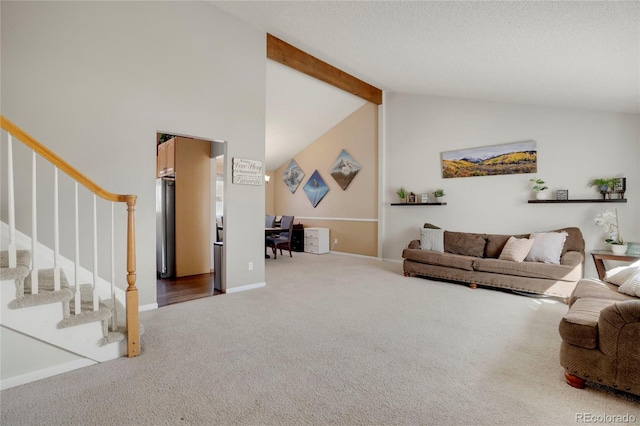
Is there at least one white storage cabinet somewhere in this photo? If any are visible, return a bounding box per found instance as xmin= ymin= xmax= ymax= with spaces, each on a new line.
xmin=304 ymin=227 xmax=329 ymax=254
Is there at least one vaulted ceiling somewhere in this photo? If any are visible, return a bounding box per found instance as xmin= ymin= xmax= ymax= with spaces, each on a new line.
xmin=213 ymin=1 xmax=640 ymax=170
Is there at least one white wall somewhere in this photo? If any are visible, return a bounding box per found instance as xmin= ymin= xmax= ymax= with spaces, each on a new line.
xmin=383 ymin=93 xmax=639 ymax=278
xmin=1 ymin=2 xmax=267 ymax=304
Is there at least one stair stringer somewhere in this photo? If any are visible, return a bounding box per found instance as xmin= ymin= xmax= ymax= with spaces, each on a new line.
xmin=1 ymin=279 xmax=126 ymax=362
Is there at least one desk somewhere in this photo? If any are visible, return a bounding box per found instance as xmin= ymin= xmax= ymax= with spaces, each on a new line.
xmin=590 ymin=250 xmax=640 ymax=280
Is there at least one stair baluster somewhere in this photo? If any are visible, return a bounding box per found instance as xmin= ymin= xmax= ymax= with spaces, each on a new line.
xmin=7 ymin=135 xmax=17 ymax=268
xmin=30 ymin=151 xmax=38 ymax=294
xmin=92 ymin=194 xmax=99 ymax=311
xmin=74 ymin=182 xmax=81 ymax=315
xmin=110 ymin=203 xmax=117 ymax=332
xmin=53 ymin=167 xmax=61 ymax=291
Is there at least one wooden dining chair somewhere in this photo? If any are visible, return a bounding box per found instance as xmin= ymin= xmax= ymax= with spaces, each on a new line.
xmin=266 ymin=215 xmax=295 ymax=259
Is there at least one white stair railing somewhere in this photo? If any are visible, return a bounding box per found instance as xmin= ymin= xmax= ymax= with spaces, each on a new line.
xmin=53 ymin=167 xmax=61 ymax=291
xmin=30 ymin=151 xmax=38 ymax=294
xmin=7 ymin=135 xmax=17 ymax=268
xmin=1 ymin=115 xmax=140 ymax=357
xmin=92 ymin=194 xmax=99 ymax=312
xmin=74 ymin=182 xmax=81 ymax=315
xmin=110 ymin=203 xmax=117 ymax=331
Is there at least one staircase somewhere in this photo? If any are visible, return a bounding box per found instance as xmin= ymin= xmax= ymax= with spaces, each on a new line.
xmin=0 ymin=116 xmax=140 ymax=390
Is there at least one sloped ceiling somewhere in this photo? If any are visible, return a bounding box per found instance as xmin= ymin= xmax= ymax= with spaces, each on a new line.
xmin=266 ymin=60 xmax=366 ymax=171
xmin=214 ymin=1 xmax=640 ymax=170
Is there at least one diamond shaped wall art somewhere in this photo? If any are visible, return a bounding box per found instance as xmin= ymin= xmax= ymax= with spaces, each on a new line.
xmin=282 ymin=159 xmax=305 ymax=194
xmin=329 ymin=149 xmax=361 ymax=190
xmin=303 ymin=170 xmax=330 ymax=208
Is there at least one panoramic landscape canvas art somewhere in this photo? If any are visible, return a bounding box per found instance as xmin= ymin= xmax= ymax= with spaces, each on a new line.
xmin=282 ymin=159 xmax=305 ymax=194
xmin=441 ymin=140 xmax=537 ymax=178
xmin=303 ymin=170 xmax=330 ymax=208
xmin=329 ymin=149 xmax=361 ymax=190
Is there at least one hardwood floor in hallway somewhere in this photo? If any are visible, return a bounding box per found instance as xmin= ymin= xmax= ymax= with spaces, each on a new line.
xmin=157 ymin=273 xmax=223 ymax=307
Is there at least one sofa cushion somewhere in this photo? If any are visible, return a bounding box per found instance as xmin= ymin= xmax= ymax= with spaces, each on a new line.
xmin=402 ymin=249 xmax=475 ymax=271
xmin=525 ymin=232 xmax=567 ymax=264
xmin=485 ymin=233 xmax=529 ymax=258
xmin=498 ymin=237 xmax=534 ymax=262
xmin=559 ymin=298 xmax=618 ymax=349
xmin=618 ymin=267 xmax=640 ymax=297
xmin=605 ymin=260 xmax=640 ymax=286
xmin=569 ymin=278 xmax=634 ymax=306
xmin=444 ymin=231 xmax=486 ymax=258
xmin=420 ymin=228 xmax=444 ymax=252
xmin=473 ymin=257 xmax=576 ymax=281
xmin=551 ymin=227 xmax=584 ymax=256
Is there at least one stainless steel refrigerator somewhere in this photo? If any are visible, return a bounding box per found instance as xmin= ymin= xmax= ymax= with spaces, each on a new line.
xmin=156 ymin=178 xmax=175 ymax=278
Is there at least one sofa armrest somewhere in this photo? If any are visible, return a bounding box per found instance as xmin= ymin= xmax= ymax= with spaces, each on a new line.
xmin=598 ymin=300 xmax=640 ymax=356
xmin=408 ymin=239 xmax=420 ymax=249
xmin=560 ymin=251 xmax=584 ymax=267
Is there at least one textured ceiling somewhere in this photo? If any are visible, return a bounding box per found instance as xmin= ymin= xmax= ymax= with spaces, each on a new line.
xmin=215 ymin=1 xmax=640 ymax=114
xmin=213 ymin=1 xmax=639 ymax=171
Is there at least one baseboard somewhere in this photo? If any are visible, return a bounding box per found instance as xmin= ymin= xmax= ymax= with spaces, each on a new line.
xmin=329 ymin=251 xmax=381 ymax=261
xmin=225 ymin=282 xmax=266 ymax=294
xmin=0 ymin=358 xmax=96 ymax=391
xmin=139 ymin=303 xmax=158 ymax=312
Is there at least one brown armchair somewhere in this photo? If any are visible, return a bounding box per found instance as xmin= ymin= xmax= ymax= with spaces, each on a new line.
xmin=559 ymin=278 xmax=640 ymax=396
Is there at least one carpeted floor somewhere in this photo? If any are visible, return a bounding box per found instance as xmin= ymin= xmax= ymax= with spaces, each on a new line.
xmin=1 ymin=253 xmax=639 ymax=425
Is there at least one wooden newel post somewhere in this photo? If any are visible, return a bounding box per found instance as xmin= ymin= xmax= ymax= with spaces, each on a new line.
xmin=125 ymin=196 xmax=140 ymax=357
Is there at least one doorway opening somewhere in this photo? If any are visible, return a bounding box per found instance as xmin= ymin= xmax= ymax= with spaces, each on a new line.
xmin=155 ymin=132 xmax=225 ymax=306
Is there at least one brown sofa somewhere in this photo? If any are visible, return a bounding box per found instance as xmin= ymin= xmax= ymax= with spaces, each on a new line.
xmin=402 ymin=225 xmax=585 ymax=301
xmin=559 ymin=277 xmax=640 ymax=396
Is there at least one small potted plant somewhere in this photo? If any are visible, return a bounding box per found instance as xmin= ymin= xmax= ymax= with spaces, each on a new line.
xmin=588 ymin=178 xmax=616 ymax=199
xmin=396 ymin=187 xmax=407 ymax=202
xmin=432 ymin=189 xmax=446 ymax=203
xmin=529 ymin=178 xmax=549 ymax=200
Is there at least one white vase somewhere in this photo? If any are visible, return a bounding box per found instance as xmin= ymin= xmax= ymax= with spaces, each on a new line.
xmin=536 ymin=191 xmax=548 ymax=200
xmin=611 ymin=243 xmax=628 ymax=255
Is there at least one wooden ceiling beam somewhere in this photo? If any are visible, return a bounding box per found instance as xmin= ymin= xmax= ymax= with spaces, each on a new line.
xmin=267 ymin=33 xmax=382 ymax=105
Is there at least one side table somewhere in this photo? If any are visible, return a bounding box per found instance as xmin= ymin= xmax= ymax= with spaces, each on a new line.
xmin=590 ymin=250 xmax=640 ymax=280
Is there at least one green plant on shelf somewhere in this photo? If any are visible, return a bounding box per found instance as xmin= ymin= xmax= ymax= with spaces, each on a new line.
xmin=588 ymin=178 xmax=617 ymax=193
xmin=432 ymin=189 xmax=445 ymax=198
xmin=529 ymin=178 xmax=548 ymax=192
xmin=396 ymin=187 xmax=407 ymax=200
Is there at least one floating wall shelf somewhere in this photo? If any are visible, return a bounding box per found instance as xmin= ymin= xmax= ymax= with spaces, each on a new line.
xmin=391 ymin=202 xmax=447 ymax=206
xmin=528 ymin=199 xmax=627 ymax=204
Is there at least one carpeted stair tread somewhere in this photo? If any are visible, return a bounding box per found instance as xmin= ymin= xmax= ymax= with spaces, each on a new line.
xmin=98 ymin=298 xmax=145 ymax=345
xmin=60 ymin=284 xmax=112 ymax=336
xmin=1 ymin=250 xmax=32 ymax=295
xmin=9 ymin=268 xmax=73 ymax=311
xmin=0 ymin=249 xmax=31 ymax=274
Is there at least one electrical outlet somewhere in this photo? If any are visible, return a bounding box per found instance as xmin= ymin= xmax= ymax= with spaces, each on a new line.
xmin=248 ymin=262 xmax=253 ymax=271
xmin=334 ymin=238 xmax=338 ymax=244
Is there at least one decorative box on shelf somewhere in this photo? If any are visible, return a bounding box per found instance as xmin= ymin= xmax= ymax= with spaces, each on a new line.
xmin=627 ymin=242 xmax=640 ymax=256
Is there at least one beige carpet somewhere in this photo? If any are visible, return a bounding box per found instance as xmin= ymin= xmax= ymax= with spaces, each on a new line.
xmin=2 ymin=253 xmax=639 ymax=425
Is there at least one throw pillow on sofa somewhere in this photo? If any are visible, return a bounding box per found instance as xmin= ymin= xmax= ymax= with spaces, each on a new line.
xmin=420 ymin=228 xmax=444 ymax=252
xmin=525 ymin=232 xmax=567 ymax=264
xmin=618 ymin=267 xmax=640 ymax=297
xmin=498 ymin=237 xmax=534 ymax=262
xmin=604 ymin=260 xmax=640 ymax=286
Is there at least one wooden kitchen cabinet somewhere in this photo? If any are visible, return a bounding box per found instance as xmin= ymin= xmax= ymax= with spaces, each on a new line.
xmin=156 ymin=138 xmax=175 ymax=177
xmin=174 ymin=137 xmax=210 ymax=277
